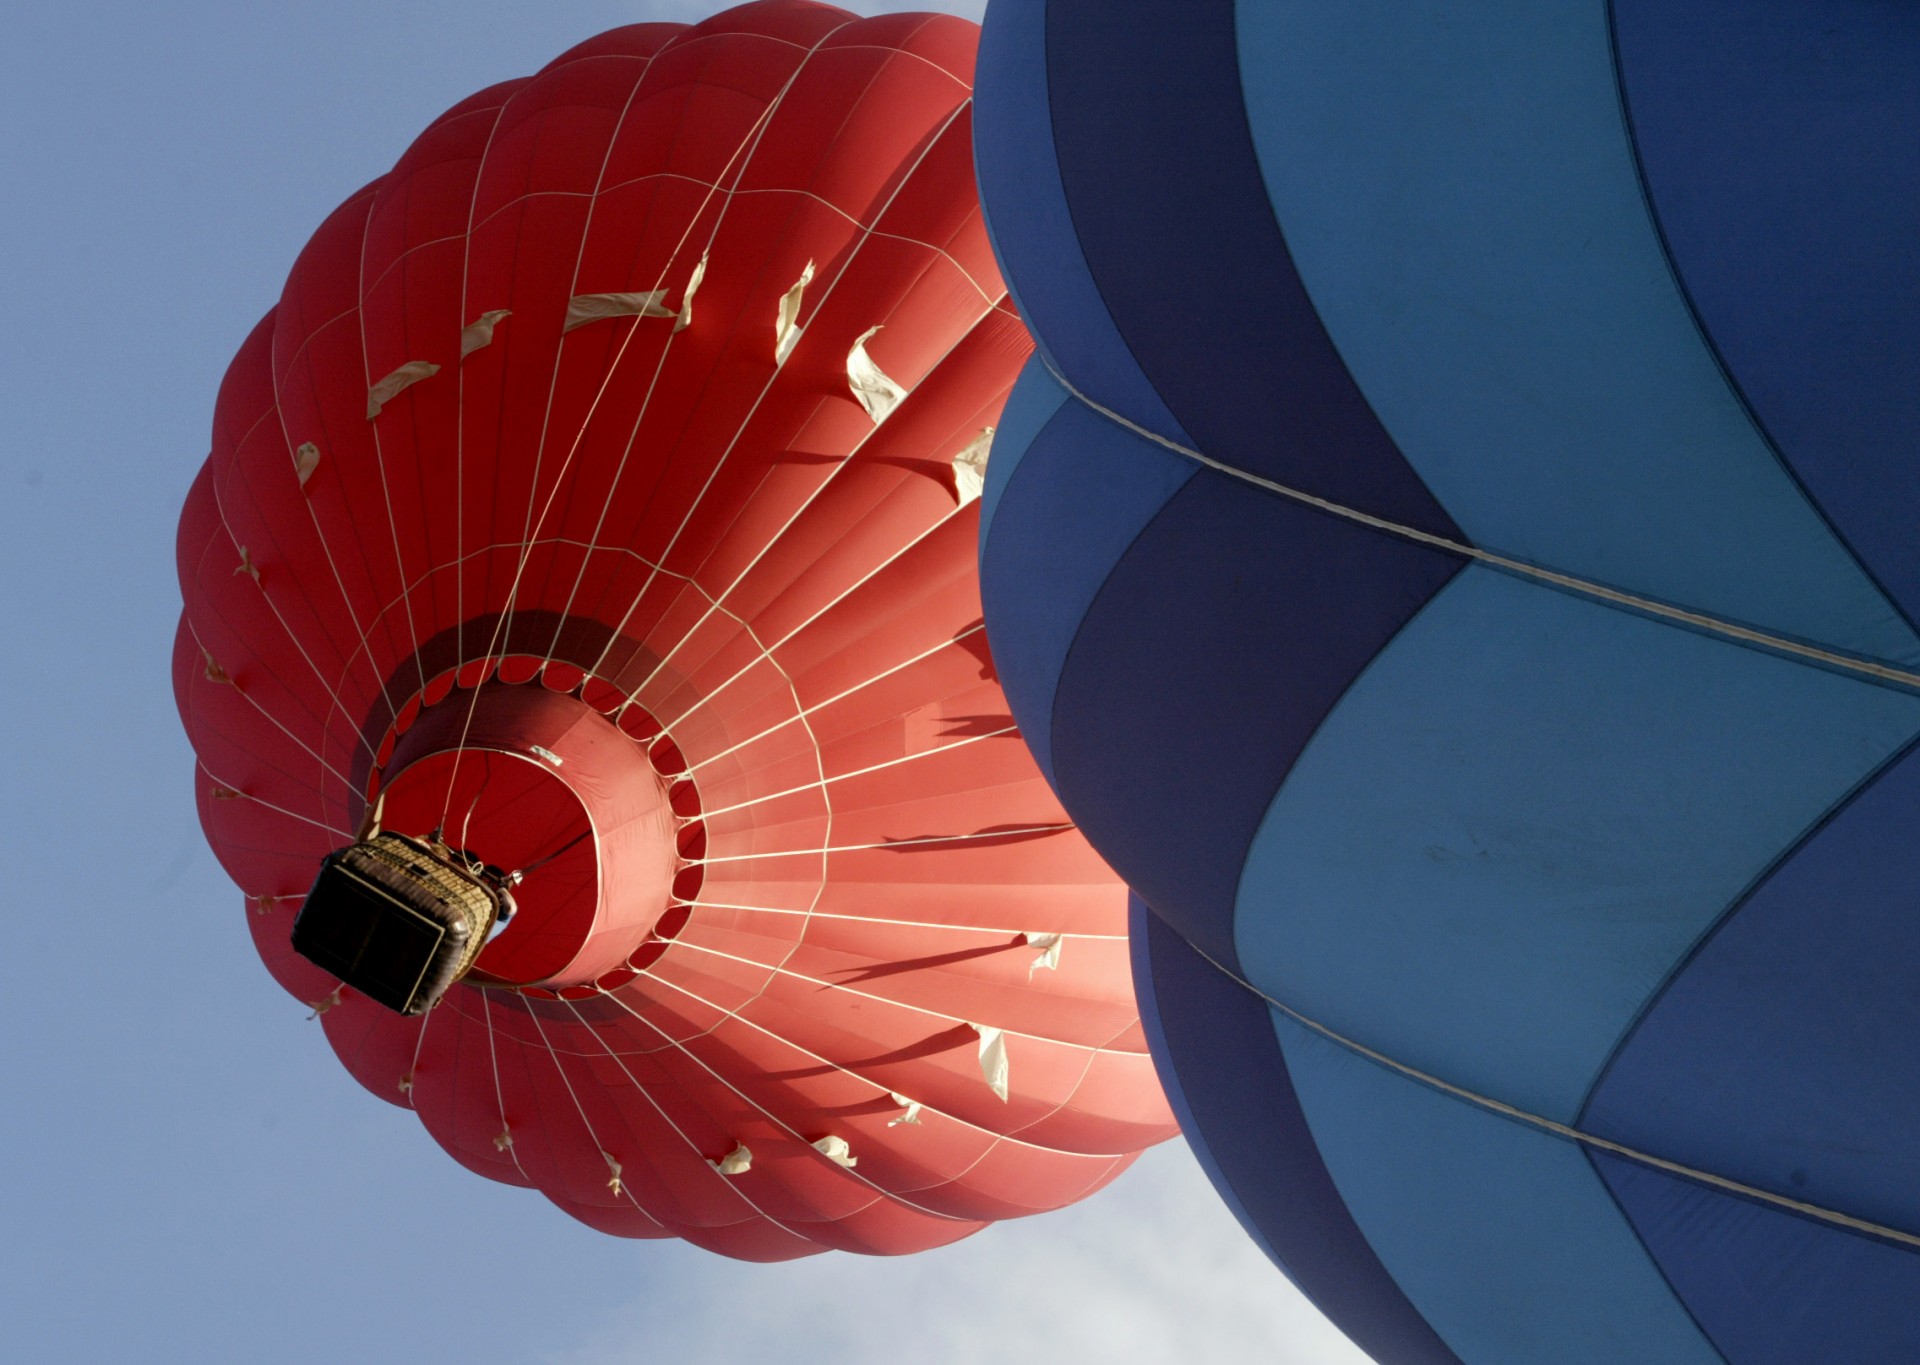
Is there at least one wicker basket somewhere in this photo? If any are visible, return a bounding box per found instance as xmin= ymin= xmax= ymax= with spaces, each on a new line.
xmin=291 ymin=832 xmax=503 ymax=1015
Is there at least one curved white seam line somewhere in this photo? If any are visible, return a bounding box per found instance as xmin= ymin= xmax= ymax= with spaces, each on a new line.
xmin=689 ymin=899 xmax=1127 ymax=941
xmin=1000 ymin=1015 xmax=1122 ymax=1148
xmin=522 ymin=1005 xmax=667 ymax=1228
xmin=810 ymin=39 xmax=974 ymax=88
xmin=659 ymin=936 xmax=1145 ymax=1057
xmin=326 ymin=537 xmax=768 ymax=752
xmin=595 ymin=987 xmax=972 ymax=1225
xmin=694 ymin=724 xmax=1020 ymax=820
xmin=195 ymin=759 xmax=351 ymax=838
xmin=697 ymin=822 xmax=1072 ymax=863
xmin=687 ymin=624 xmax=988 ymax=773
xmin=1042 ymin=354 xmax=1920 ymax=694
xmin=651 ymin=480 xmax=982 ymax=733
xmin=619 ymin=967 xmax=1139 ymax=1164
xmin=273 ymin=301 xmax=361 ymax=377
xmin=464 ymin=176 xmax=1008 ymax=314
xmin=560 ymin=998 xmax=814 ymax=1237
xmin=183 ymin=611 xmax=359 ymax=790
xmin=360 ymin=229 xmax=471 ymax=304
xmin=1177 ymin=932 xmax=1920 ymax=1250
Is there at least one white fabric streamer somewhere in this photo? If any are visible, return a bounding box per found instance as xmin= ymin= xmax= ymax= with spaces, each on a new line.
xmin=366 ymin=360 xmax=441 ymax=419
xmin=775 ymin=260 xmax=815 ymax=364
xmin=972 ymin=1023 xmax=1010 ymax=1102
xmin=847 ymin=325 xmax=907 ymax=423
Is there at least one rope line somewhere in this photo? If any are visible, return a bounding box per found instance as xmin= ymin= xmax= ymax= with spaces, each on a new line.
xmin=1169 ymin=925 xmax=1920 ymax=1251
xmin=1042 ymin=354 xmax=1920 ymax=695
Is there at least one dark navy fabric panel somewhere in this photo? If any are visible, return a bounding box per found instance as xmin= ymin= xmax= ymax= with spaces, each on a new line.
xmin=1048 ymin=472 xmax=1464 ymax=970
xmin=973 ymin=0 xmax=1191 ymax=442
xmin=1134 ymin=897 xmax=1463 ymax=1365
xmin=978 ymin=356 xmax=1070 ymax=553
xmin=1582 ymin=737 xmax=1920 ymax=1238
xmin=1127 ymin=894 xmax=1281 ymax=1269
xmin=1040 ymin=0 xmax=1461 ymax=541
xmin=1613 ymin=0 xmax=1920 ymax=625
xmin=1594 ymin=1152 xmax=1920 ymax=1365
xmin=978 ymin=389 xmax=1194 ymax=788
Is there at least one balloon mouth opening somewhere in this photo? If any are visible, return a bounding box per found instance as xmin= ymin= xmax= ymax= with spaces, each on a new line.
xmin=320 ymin=676 xmax=693 ymax=1005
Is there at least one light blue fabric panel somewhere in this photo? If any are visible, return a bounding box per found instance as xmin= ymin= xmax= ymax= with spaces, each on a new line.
xmin=1231 ymin=0 xmax=1920 ymax=669
xmin=1270 ymin=1010 xmax=1726 ymax=1365
xmin=1236 ymin=566 xmax=1920 ymax=1122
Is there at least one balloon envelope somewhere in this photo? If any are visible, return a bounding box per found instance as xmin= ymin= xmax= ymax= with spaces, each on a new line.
xmin=975 ymin=0 xmax=1920 ymax=1358
xmin=176 ymin=0 xmax=1173 ymax=1260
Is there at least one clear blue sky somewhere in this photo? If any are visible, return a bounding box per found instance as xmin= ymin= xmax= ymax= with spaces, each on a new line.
xmin=0 ymin=4 xmax=1370 ymax=1360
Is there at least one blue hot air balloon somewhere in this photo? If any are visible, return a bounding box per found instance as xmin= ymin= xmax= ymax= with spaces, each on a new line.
xmin=971 ymin=2 xmax=1920 ymax=1362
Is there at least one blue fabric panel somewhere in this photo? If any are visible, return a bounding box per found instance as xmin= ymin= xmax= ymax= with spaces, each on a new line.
xmin=977 ymin=357 xmax=1069 ymax=552
xmin=1039 ymin=0 xmax=1461 ymax=541
xmin=1050 ymin=474 xmax=1463 ymax=969
xmin=1594 ymin=1153 xmax=1920 ymax=1365
xmin=1131 ymin=896 xmax=1463 ymax=1365
xmin=972 ymin=0 xmax=1189 ymax=442
xmin=1272 ymin=1012 xmax=1725 ymax=1365
xmin=1611 ymin=0 xmax=1920 ymax=627
xmin=1236 ymin=565 xmax=1920 ymax=1123
xmin=1231 ymin=1 xmax=1920 ymax=669
xmin=1582 ymin=736 xmax=1920 ymax=1237
xmin=977 ymin=390 xmax=1194 ymax=788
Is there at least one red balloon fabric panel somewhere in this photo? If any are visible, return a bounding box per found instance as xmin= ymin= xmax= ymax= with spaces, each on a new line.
xmin=174 ymin=0 xmax=1173 ymax=1260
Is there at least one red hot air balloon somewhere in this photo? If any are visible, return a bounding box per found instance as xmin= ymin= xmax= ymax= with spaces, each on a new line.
xmin=173 ymin=0 xmax=1174 ymax=1260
